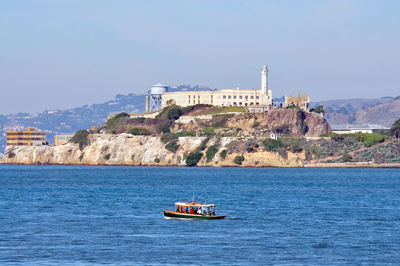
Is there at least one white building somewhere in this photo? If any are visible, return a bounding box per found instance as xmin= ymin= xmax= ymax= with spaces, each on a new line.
xmin=331 ymin=124 xmax=389 ymax=134
xmin=160 ymin=66 xmax=272 ymax=108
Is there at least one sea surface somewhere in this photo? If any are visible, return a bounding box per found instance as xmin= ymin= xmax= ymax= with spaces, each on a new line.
xmin=0 ymin=165 xmax=400 ymax=265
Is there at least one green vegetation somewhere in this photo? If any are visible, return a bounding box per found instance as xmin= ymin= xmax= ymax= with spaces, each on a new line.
xmin=104 ymin=153 xmax=111 ymax=160
xmin=205 ymin=106 xmax=246 ymax=115
xmin=341 ymin=152 xmax=352 ymax=162
xmin=71 ymin=129 xmax=89 ymax=150
xmin=201 ymin=127 xmax=216 ymax=136
xmin=356 ymin=133 xmax=386 ymax=147
xmin=196 ymin=138 xmax=210 ymax=153
xmin=233 ymin=155 xmax=245 ymax=165
xmin=186 ymin=152 xmax=203 ymax=166
xmin=154 ymin=158 xmax=160 ymax=163
xmin=127 ymin=127 xmax=151 ymax=136
xmin=161 ymin=131 xmax=196 ymax=143
xmin=167 ymin=107 xmax=183 ymax=120
xmin=79 ymin=153 xmax=85 ymax=161
xmin=310 ymin=105 xmax=324 ymax=115
xmin=132 ymin=117 xmax=145 ymax=123
xmin=220 ymin=149 xmax=227 ymax=160
xmin=161 ymin=126 xmax=170 ymax=133
xmin=165 ymin=140 xmax=180 ymax=152
xmin=262 ymin=139 xmax=283 ymax=151
xmin=206 ymin=145 xmax=219 ymax=162
xmin=8 ymin=152 xmax=15 ymax=158
xmin=281 ymin=137 xmax=303 ymax=153
xmin=106 ymin=112 xmax=130 ymax=134
xmin=390 ymin=118 xmax=400 ymax=138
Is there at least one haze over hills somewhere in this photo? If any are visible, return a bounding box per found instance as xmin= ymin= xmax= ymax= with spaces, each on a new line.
xmin=312 ymin=96 xmax=400 ymax=127
xmin=1 ymin=87 xmax=399 ymax=153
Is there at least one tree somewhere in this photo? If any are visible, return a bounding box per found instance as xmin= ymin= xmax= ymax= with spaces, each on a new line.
xmin=167 ymin=107 xmax=182 ymax=120
xmin=390 ymin=118 xmax=400 ymax=138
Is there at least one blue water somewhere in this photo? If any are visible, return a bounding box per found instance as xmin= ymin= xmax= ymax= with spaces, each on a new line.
xmin=0 ymin=165 xmax=400 ymax=265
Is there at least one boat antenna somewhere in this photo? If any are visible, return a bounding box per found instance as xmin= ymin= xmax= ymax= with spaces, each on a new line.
xmin=192 ymin=184 xmax=195 ymax=202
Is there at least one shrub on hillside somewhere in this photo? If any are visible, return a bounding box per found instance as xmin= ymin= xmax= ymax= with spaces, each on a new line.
xmin=263 ymin=139 xmax=282 ymax=151
xmin=341 ymin=152 xmax=352 ymax=162
xmin=106 ymin=112 xmax=130 ymax=134
xmin=104 ymin=153 xmax=111 ymax=160
xmin=71 ymin=129 xmax=89 ymax=150
xmin=165 ymin=140 xmax=180 ymax=152
xmin=128 ymin=127 xmax=151 ymax=136
xmin=8 ymin=152 xmax=15 ymax=158
xmin=220 ymin=149 xmax=227 ymax=160
xmin=132 ymin=117 xmax=145 ymax=123
xmin=167 ymin=107 xmax=182 ymax=120
xmin=161 ymin=131 xmax=196 ymax=143
xmin=196 ymin=138 xmax=210 ymax=153
xmin=233 ymin=155 xmax=245 ymax=165
xmin=206 ymin=145 xmax=219 ymax=162
xmin=310 ymin=105 xmax=324 ymax=115
xmin=186 ymin=152 xmax=203 ymax=166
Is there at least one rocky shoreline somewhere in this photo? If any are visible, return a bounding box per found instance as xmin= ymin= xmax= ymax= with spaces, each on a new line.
xmin=2 ymin=134 xmax=399 ymax=168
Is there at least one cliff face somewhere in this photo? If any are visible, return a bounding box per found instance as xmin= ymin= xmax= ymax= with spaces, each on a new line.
xmin=225 ymin=109 xmax=330 ymax=136
xmin=1 ymin=134 xmax=305 ymax=167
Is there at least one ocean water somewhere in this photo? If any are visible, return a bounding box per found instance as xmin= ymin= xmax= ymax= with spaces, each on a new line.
xmin=0 ymin=165 xmax=400 ymax=265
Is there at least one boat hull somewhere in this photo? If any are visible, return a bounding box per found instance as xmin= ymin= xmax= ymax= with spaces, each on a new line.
xmin=163 ymin=210 xmax=226 ymax=220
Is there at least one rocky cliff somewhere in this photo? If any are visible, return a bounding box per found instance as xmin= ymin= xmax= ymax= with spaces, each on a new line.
xmin=1 ymin=134 xmax=305 ymax=167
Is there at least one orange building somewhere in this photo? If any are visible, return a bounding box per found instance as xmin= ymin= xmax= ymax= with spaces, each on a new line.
xmin=6 ymin=128 xmax=46 ymax=147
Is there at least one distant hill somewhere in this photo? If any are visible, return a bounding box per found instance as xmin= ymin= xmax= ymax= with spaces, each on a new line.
xmin=0 ymin=93 xmax=146 ymax=151
xmin=312 ymin=96 xmax=400 ymax=127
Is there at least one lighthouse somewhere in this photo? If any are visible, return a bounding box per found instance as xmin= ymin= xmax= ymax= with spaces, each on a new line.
xmin=261 ymin=65 xmax=268 ymax=95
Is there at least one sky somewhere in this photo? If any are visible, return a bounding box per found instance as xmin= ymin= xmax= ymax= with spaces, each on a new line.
xmin=0 ymin=0 xmax=399 ymax=114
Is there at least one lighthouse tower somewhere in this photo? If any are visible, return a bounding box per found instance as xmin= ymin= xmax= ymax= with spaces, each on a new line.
xmin=261 ymin=65 xmax=272 ymax=105
xmin=261 ymin=65 xmax=268 ymax=95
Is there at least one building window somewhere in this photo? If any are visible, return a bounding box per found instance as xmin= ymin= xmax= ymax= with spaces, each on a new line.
xmin=251 ymin=96 xmax=254 ymax=99
xmin=233 ymin=96 xmax=237 ymax=99
xmin=223 ymin=95 xmax=226 ymax=99
xmin=245 ymin=96 xmax=248 ymax=99
xmin=239 ymin=102 xmax=242 ymax=105
xmin=233 ymin=102 xmax=237 ymax=106
xmin=256 ymin=96 xmax=260 ymax=99
xmin=239 ymin=96 xmax=242 ymax=99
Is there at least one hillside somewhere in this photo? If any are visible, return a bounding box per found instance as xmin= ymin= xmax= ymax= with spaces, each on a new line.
xmin=313 ymin=96 xmax=400 ymax=127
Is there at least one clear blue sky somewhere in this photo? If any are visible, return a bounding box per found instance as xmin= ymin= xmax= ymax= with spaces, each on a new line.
xmin=1 ymin=0 xmax=399 ymax=114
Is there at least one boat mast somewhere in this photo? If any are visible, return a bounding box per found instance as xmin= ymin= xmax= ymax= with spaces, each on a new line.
xmin=192 ymin=184 xmax=195 ymax=202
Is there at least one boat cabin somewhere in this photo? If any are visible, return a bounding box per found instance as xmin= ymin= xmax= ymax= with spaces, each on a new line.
xmin=174 ymin=202 xmax=216 ymax=216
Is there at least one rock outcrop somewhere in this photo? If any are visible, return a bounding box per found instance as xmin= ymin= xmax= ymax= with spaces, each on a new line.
xmin=1 ymin=134 xmax=305 ymax=167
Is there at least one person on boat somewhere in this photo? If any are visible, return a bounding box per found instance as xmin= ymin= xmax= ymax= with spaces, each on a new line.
xmin=197 ymin=208 xmax=202 ymax=215
xmin=189 ymin=207 xmax=194 ymax=214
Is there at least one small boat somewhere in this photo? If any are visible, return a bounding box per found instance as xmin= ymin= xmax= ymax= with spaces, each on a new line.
xmin=164 ymin=202 xmax=226 ymax=220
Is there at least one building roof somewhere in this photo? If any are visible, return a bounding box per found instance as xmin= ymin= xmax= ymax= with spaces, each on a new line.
xmin=331 ymin=124 xmax=389 ymax=130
